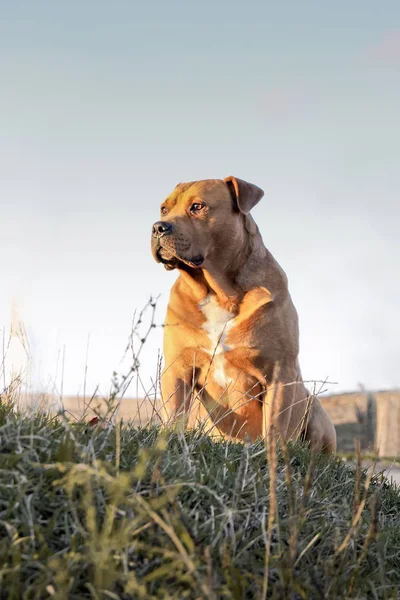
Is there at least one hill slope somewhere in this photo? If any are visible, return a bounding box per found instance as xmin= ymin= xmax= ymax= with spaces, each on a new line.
xmin=0 ymin=401 xmax=399 ymax=599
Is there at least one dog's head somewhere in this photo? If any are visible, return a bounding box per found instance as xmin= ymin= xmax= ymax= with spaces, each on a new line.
xmin=151 ymin=177 xmax=264 ymax=271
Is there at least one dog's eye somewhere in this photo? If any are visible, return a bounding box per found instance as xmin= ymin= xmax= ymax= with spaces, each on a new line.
xmin=161 ymin=206 xmax=168 ymax=216
xmin=190 ymin=203 xmax=205 ymax=214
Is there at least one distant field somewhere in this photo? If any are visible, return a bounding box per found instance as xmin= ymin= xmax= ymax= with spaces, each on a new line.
xmin=16 ymin=388 xmax=400 ymax=455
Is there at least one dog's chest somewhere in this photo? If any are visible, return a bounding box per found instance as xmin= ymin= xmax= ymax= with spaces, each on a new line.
xmin=198 ymin=295 xmax=235 ymax=388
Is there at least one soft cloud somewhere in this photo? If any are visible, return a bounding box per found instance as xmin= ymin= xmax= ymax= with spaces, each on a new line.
xmin=368 ymin=31 xmax=400 ymax=64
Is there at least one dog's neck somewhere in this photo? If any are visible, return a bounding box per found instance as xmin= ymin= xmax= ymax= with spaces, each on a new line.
xmin=178 ymin=215 xmax=265 ymax=313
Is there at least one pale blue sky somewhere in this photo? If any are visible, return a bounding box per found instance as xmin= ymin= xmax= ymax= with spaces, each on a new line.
xmin=1 ymin=1 xmax=399 ymax=397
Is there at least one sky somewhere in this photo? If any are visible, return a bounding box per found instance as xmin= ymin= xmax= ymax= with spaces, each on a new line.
xmin=1 ymin=1 xmax=399 ymax=399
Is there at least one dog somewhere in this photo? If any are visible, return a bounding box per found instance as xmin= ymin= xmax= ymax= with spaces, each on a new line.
xmin=151 ymin=177 xmax=336 ymax=453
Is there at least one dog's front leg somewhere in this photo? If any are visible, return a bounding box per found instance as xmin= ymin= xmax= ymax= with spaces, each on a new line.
xmin=262 ymin=362 xmax=299 ymax=442
xmin=160 ymin=366 xmax=197 ymax=432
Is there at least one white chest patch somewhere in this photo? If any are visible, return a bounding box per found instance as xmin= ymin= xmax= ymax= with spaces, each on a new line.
xmin=199 ymin=295 xmax=235 ymax=389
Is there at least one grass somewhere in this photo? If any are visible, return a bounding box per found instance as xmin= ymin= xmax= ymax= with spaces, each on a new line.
xmin=1 ymin=400 xmax=400 ymax=599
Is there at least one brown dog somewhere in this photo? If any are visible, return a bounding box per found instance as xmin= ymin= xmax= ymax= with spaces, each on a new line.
xmin=151 ymin=177 xmax=336 ymax=453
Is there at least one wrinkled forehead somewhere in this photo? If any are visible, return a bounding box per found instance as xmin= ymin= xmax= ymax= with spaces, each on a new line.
xmin=162 ymin=179 xmax=230 ymax=209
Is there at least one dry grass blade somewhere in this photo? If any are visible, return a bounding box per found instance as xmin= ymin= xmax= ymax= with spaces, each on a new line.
xmin=134 ymin=495 xmax=215 ymax=600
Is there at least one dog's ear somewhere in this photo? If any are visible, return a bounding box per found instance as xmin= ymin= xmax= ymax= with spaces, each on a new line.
xmin=224 ymin=176 xmax=264 ymax=215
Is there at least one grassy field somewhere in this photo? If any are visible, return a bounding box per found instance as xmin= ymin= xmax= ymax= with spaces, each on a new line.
xmin=1 ymin=399 xmax=400 ymax=599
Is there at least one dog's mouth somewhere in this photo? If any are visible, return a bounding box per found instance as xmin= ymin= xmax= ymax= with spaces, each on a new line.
xmin=153 ymin=247 xmax=177 ymax=270
xmin=156 ymin=247 xmax=174 ymax=262
xmin=155 ymin=246 xmax=204 ymax=270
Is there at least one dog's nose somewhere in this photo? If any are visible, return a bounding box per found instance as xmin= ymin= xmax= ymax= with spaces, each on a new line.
xmin=152 ymin=221 xmax=172 ymax=237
